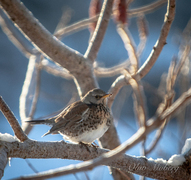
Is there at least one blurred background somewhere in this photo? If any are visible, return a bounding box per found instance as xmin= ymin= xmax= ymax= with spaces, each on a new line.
xmin=0 ymin=0 xmax=191 ymax=179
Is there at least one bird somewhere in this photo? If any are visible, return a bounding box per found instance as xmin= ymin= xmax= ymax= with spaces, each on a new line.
xmin=27 ymin=88 xmax=112 ymax=146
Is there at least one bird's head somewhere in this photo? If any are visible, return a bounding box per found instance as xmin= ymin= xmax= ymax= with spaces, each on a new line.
xmin=82 ymin=88 xmax=112 ymax=105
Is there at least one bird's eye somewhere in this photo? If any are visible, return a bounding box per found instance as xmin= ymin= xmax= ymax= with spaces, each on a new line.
xmin=95 ymin=95 xmax=100 ymax=99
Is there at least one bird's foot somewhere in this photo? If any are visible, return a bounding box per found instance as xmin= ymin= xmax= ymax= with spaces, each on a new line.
xmin=79 ymin=142 xmax=91 ymax=153
xmin=91 ymin=141 xmax=99 ymax=148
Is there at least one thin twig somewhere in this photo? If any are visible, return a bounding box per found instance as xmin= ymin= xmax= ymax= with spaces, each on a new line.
xmin=41 ymin=59 xmax=72 ymax=80
xmin=137 ymin=14 xmax=148 ymax=58
xmin=117 ymin=25 xmax=139 ymax=73
xmin=54 ymin=16 xmax=98 ymax=39
xmin=54 ymin=7 xmax=72 ymax=37
xmin=0 ymin=9 xmax=34 ymax=58
xmin=25 ymin=159 xmax=38 ymax=174
xmin=146 ymin=45 xmax=190 ymax=155
xmin=124 ymin=70 xmax=146 ymax=127
xmin=55 ymin=0 xmax=167 ymax=39
xmin=137 ymin=0 xmax=175 ymax=79
xmin=145 ymin=120 xmax=166 ymax=154
xmin=108 ymin=75 xmax=126 ymax=108
xmin=128 ymin=0 xmax=167 ymax=17
xmin=0 ymin=96 xmax=28 ymax=142
xmin=19 ymin=54 xmax=41 ymax=135
xmin=84 ymin=0 xmax=114 ymax=62
xmin=108 ymin=0 xmax=175 ymax=107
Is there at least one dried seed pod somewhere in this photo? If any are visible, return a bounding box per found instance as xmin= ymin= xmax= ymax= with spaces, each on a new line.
xmin=113 ymin=0 xmax=127 ymax=25
xmin=89 ymin=0 xmax=101 ymax=32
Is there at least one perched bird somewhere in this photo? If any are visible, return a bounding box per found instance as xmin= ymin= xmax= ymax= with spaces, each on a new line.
xmin=27 ymin=88 xmax=112 ymax=145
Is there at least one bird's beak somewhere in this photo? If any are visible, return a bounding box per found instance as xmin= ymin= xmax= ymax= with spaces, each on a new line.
xmin=101 ymin=93 xmax=112 ymax=99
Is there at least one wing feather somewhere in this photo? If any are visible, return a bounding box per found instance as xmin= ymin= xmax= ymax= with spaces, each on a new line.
xmin=48 ymin=101 xmax=89 ymax=134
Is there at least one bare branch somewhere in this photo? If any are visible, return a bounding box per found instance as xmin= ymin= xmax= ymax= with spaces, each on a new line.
xmin=41 ymin=59 xmax=72 ymax=80
xmin=108 ymin=75 xmax=126 ymax=108
xmin=137 ymin=0 xmax=175 ymax=79
xmin=108 ymin=0 xmax=175 ymax=107
xmin=2 ymin=129 xmax=190 ymax=180
xmin=54 ymin=0 xmax=167 ymax=39
xmin=0 ymin=0 xmax=97 ymax=96
xmin=137 ymin=14 xmax=148 ymax=57
xmin=117 ymin=25 xmax=139 ymax=73
xmin=0 ymin=96 xmax=28 ymax=142
xmin=20 ymin=54 xmax=42 ymax=134
xmin=0 ymin=9 xmax=34 ymax=58
xmin=84 ymin=0 xmax=114 ymax=62
xmin=124 ymin=70 xmax=146 ymax=127
xmin=54 ymin=7 xmax=72 ymax=37
xmin=145 ymin=120 xmax=166 ymax=154
xmin=0 ymin=146 xmax=7 ymax=179
xmin=148 ymin=87 xmax=191 ymax=132
xmin=94 ymin=60 xmax=130 ymax=77
xmin=54 ymin=16 xmax=98 ymax=39
xmin=128 ymin=0 xmax=167 ymax=17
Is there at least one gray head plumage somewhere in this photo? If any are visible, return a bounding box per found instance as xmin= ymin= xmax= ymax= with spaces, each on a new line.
xmin=82 ymin=88 xmax=111 ymax=105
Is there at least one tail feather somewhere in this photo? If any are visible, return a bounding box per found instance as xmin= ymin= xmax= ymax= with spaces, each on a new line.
xmin=26 ymin=119 xmax=55 ymax=126
xmin=26 ymin=119 xmax=57 ymax=137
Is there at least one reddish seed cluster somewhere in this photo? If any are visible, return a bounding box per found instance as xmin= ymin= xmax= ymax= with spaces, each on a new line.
xmin=89 ymin=0 xmax=101 ymax=32
xmin=113 ymin=0 xmax=127 ymax=25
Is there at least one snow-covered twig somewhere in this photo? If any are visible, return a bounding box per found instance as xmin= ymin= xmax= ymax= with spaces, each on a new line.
xmin=3 ymin=129 xmax=191 ymax=180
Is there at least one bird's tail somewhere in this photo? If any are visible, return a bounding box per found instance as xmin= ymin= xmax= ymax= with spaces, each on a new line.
xmin=26 ymin=119 xmax=55 ymax=137
xmin=26 ymin=118 xmax=55 ymax=127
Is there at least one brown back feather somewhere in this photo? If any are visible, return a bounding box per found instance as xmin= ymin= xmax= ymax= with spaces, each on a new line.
xmin=48 ymin=101 xmax=89 ymax=134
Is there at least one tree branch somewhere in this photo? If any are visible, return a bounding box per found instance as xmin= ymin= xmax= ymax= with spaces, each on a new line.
xmin=1 ymin=136 xmax=190 ymax=180
xmin=137 ymin=0 xmax=175 ymax=79
xmin=0 ymin=146 xmax=7 ymax=179
xmin=84 ymin=0 xmax=114 ymax=62
xmin=108 ymin=0 xmax=175 ymax=107
xmin=0 ymin=9 xmax=34 ymax=58
xmin=2 ymin=82 xmax=191 ymax=179
xmin=0 ymin=0 xmax=97 ymax=97
xmin=0 ymin=97 xmax=28 ymax=142
xmin=20 ymin=54 xmax=41 ymax=134
xmin=55 ymin=0 xmax=167 ymax=39
xmin=128 ymin=0 xmax=167 ymax=17
xmin=41 ymin=59 xmax=72 ymax=80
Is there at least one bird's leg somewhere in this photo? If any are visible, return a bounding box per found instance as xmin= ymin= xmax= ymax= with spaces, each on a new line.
xmin=91 ymin=141 xmax=99 ymax=148
xmin=79 ymin=142 xmax=91 ymax=153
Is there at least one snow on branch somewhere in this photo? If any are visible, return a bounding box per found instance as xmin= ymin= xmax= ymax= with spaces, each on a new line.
xmin=1 ymin=135 xmax=190 ymax=180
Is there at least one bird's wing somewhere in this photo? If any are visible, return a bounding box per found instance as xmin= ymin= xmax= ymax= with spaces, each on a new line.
xmin=48 ymin=101 xmax=90 ymax=134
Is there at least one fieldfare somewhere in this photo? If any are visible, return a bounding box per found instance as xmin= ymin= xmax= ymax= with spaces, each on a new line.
xmin=27 ymin=88 xmax=112 ymax=145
